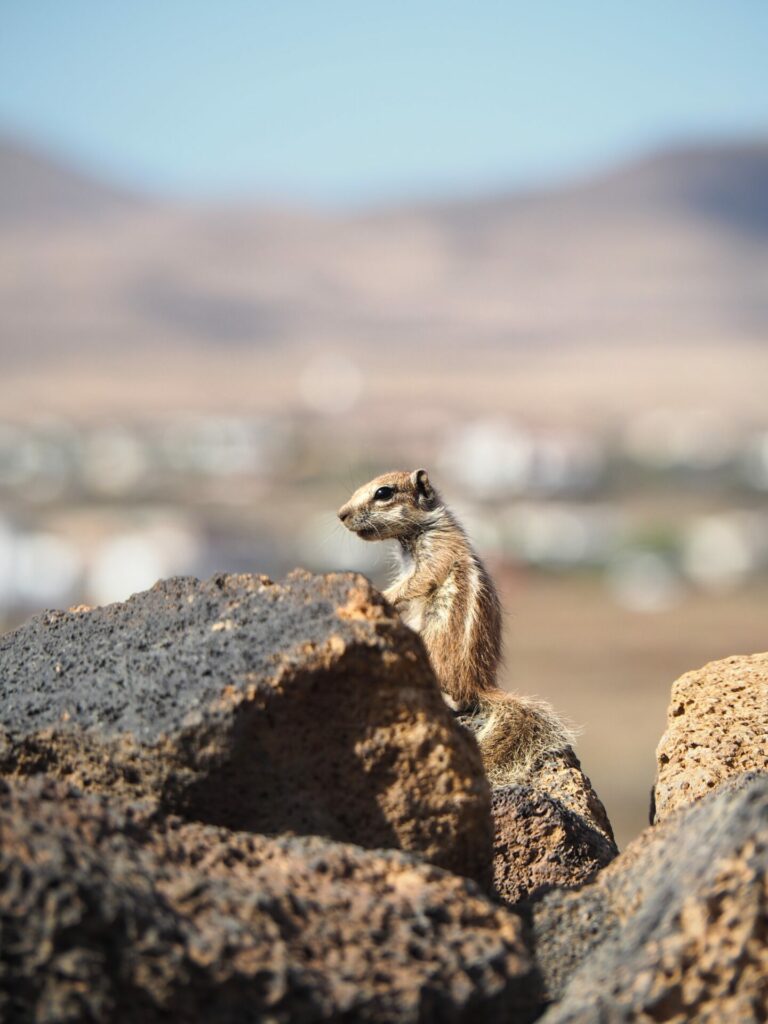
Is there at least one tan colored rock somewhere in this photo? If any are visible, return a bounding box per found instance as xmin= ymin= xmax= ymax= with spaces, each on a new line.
xmin=0 ymin=777 xmax=536 ymax=1023
xmin=529 ymin=747 xmax=616 ymax=842
xmin=653 ymin=651 xmax=768 ymax=822
xmin=492 ymin=783 xmax=617 ymax=906
xmin=0 ymin=570 xmax=492 ymax=884
xmin=457 ymin=713 xmax=618 ymax=905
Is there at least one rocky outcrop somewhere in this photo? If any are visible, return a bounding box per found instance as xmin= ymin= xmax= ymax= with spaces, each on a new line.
xmin=531 ymin=748 xmax=615 ymax=843
xmin=0 ymin=776 xmax=536 ymax=1024
xmin=492 ymin=784 xmax=617 ymax=906
xmin=652 ymin=651 xmax=768 ymax=822
xmin=529 ymin=773 xmax=768 ymax=1022
xmin=11 ymin=571 xmax=765 ymax=1021
xmin=0 ymin=571 xmax=492 ymax=884
xmin=460 ymin=719 xmax=618 ymax=906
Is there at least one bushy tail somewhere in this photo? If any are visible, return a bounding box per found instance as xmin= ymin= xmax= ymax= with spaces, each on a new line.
xmin=472 ymin=688 xmax=576 ymax=786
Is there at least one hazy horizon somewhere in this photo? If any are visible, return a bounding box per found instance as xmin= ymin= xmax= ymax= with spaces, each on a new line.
xmin=4 ymin=127 xmax=768 ymax=216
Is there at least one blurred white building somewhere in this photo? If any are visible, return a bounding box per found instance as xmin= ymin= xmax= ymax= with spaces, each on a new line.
xmin=741 ymin=431 xmax=768 ymax=491
xmin=681 ymin=512 xmax=767 ymax=592
xmin=497 ymin=502 xmax=620 ymax=569
xmin=623 ymin=408 xmax=738 ymax=472
xmin=438 ymin=419 xmax=604 ymax=499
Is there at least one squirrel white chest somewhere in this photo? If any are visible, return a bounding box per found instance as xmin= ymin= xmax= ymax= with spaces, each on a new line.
xmin=392 ymin=546 xmax=423 ymax=631
xmin=393 ymin=545 xmax=458 ymax=636
xmin=400 ymin=598 xmax=426 ymax=633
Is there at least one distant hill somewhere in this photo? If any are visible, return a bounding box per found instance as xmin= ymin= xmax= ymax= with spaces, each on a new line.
xmin=581 ymin=142 xmax=768 ymax=236
xmin=0 ymin=136 xmax=138 ymax=227
xmin=413 ymin=139 xmax=768 ymax=235
xmin=0 ymin=136 xmax=766 ymax=423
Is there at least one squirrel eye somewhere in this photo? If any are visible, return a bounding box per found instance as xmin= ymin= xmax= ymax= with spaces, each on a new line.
xmin=374 ymin=486 xmax=395 ymax=501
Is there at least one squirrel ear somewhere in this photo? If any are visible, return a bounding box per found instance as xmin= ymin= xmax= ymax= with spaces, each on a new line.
xmin=410 ymin=468 xmax=434 ymax=501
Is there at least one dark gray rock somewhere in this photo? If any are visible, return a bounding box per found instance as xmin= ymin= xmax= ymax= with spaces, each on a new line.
xmin=530 ymin=773 xmax=768 ymax=1023
xmin=0 ymin=571 xmax=386 ymax=742
xmin=0 ymin=570 xmax=492 ymax=884
xmin=0 ymin=776 xmax=537 ymax=1024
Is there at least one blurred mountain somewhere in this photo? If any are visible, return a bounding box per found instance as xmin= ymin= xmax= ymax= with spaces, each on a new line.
xmin=586 ymin=142 xmax=768 ymax=237
xmin=0 ymin=137 xmax=138 ymax=228
xmin=0 ymin=135 xmax=766 ymax=423
xmin=430 ymin=142 xmax=768 ymax=236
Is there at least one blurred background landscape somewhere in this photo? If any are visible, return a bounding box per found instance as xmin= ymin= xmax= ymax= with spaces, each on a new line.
xmin=1 ymin=2 xmax=766 ymax=845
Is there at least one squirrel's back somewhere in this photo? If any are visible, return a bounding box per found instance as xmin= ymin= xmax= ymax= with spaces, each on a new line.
xmin=419 ymin=545 xmax=503 ymax=708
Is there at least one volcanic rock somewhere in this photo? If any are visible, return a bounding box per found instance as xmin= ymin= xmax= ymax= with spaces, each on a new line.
xmin=529 ymin=773 xmax=768 ymax=1022
xmin=652 ymin=651 xmax=768 ymax=822
xmin=492 ymin=784 xmax=617 ymax=906
xmin=456 ymin=708 xmax=618 ymax=906
xmin=0 ymin=570 xmax=491 ymax=883
xmin=529 ymin=748 xmax=615 ymax=843
xmin=0 ymin=776 xmax=535 ymax=1024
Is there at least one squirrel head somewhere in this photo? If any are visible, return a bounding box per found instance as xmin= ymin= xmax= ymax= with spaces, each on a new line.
xmin=337 ymin=468 xmax=438 ymax=541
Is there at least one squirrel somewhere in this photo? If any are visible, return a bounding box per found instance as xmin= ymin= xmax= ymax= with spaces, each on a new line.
xmin=337 ymin=468 xmax=573 ymax=784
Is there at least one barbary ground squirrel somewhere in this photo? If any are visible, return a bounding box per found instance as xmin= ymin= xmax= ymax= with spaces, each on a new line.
xmin=338 ymin=468 xmax=573 ymax=783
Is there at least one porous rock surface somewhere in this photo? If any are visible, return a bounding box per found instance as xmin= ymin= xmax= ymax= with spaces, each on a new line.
xmin=529 ymin=773 xmax=768 ymax=1022
xmin=530 ymin=748 xmax=615 ymax=844
xmin=0 ymin=570 xmax=492 ymax=883
xmin=652 ymin=651 xmax=768 ymax=822
xmin=457 ymin=709 xmax=618 ymax=905
xmin=0 ymin=776 xmax=536 ymax=1024
xmin=492 ymin=784 xmax=617 ymax=906
xmin=456 ymin=703 xmax=613 ymax=846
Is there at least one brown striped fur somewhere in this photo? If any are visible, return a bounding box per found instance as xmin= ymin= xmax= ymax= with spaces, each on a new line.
xmin=338 ymin=469 xmax=573 ymax=782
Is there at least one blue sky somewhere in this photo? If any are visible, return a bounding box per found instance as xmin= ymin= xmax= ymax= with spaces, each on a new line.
xmin=1 ymin=2 xmax=766 ymax=204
